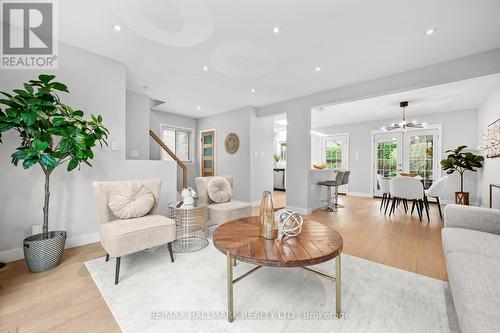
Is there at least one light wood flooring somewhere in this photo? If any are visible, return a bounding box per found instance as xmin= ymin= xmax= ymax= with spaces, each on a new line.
xmin=0 ymin=192 xmax=446 ymax=332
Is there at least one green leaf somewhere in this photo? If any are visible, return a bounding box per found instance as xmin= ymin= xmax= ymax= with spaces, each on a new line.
xmin=73 ymin=110 xmax=84 ymax=117
xmin=6 ymin=108 xmax=18 ymax=118
xmin=58 ymin=138 xmax=72 ymax=153
xmin=73 ymin=134 xmax=86 ymax=149
xmin=67 ymin=158 xmax=79 ymax=171
xmin=11 ymin=150 xmax=28 ymax=160
xmin=0 ymin=123 xmax=14 ymax=133
xmin=23 ymin=83 xmax=34 ymax=94
xmin=97 ymin=115 xmax=102 ymax=122
xmin=50 ymin=82 xmax=68 ymax=92
xmin=40 ymin=154 xmax=57 ymax=169
xmin=51 ymin=117 xmax=66 ymax=127
xmin=21 ymin=112 xmax=36 ymax=126
xmin=39 ymin=75 xmax=55 ymax=83
xmin=33 ymin=139 xmax=49 ymax=151
xmin=22 ymin=158 xmax=38 ymax=169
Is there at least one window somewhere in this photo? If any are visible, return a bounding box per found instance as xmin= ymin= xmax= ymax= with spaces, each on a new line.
xmin=161 ymin=126 xmax=192 ymax=162
xmin=321 ymin=134 xmax=348 ymax=170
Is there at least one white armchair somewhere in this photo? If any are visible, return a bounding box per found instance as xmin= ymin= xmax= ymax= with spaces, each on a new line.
xmin=195 ymin=175 xmax=252 ymax=226
xmin=92 ymin=179 xmax=176 ymax=284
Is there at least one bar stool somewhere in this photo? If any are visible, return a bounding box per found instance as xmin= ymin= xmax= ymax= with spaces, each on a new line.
xmin=318 ymin=170 xmax=345 ymax=212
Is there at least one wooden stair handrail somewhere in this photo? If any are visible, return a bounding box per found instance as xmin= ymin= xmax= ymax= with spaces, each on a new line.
xmin=149 ymin=130 xmax=188 ymax=189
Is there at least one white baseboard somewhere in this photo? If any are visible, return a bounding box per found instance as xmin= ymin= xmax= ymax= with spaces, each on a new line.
xmin=0 ymin=231 xmax=100 ymax=263
xmin=286 ymin=206 xmax=312 ymax=215
xmin=440 ymin=199 xmax=479 ymax=207
xmin=347 ymin=192 xmax=373 ymax=198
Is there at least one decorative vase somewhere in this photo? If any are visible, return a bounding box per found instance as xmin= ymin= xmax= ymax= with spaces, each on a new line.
xmin=259 ymin=191 xmax=277 ymax=239
xmin=455 ymin=192 xmax=470 ymax=205
xmin=23 ymin=231 xmax=66 ymax=272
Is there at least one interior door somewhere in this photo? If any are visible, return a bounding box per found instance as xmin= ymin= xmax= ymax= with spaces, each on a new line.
xmin=373 ymin=132 xmax=403 ymax=197
xmin=201 ymin=130 xmax=215 ymax=176
xmin=322 ymin=133 xmax=349 ymax=193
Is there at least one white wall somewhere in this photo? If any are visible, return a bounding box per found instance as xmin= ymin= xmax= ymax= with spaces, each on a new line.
xmin=0 ymin=42 xmax=177 ymax=262
xmin=126 ymin=90 xmax=150 ymax=160
xmin=478 ymin=86 xmax=500 ymax=208
xmin=311 ymin=109 xmax=478 ymax=204
xmin=149 ymin=110 xmax=198 ymax=189
xmin=250 ymin=114 xmax=274 ymax=203
xmin=258 ymin=48 xmax=500 ymax=212
xmin=197 ymin=107 xmax=253 ymax=201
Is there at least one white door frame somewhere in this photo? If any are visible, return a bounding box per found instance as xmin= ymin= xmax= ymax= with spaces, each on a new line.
xmin=371 ymin=124 xmax=442 ymax=196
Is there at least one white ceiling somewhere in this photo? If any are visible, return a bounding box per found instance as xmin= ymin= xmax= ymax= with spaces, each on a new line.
xmin=58 ymin=0 xmax=500 ymax=118
xmin=311 ymin=73 xmax=500 ymax=128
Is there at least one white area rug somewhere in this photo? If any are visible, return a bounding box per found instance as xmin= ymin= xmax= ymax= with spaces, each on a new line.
xmin=85 ymin=243 xmax=459 ymax=333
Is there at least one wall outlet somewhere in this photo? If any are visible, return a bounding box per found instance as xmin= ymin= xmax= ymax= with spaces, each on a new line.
xmin=131 ymin=150 xmax=139 ymax=158
xmin=111 ymin=141 xmax=120 ymax=151
xmin=259 ymin=152 xmax=265 ymax=158
xmin=32 ymin=224 xmax=42 ymax=235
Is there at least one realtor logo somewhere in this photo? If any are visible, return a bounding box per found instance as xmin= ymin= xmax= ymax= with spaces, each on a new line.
xmin=1 ymin=0 xmax=58 ymax=69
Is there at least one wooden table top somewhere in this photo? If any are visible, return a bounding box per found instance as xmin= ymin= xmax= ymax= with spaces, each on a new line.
xmin=213 ymin=216 xmax=343 ymax=267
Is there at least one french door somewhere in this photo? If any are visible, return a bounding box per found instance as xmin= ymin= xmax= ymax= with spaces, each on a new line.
xmin=373 ymin=127 xmax=441 ymax=196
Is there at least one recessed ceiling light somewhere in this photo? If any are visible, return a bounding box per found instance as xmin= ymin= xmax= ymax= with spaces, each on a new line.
xmin=426 ymin=28 xmax=436 ymax=36
xmin=203 ymin=66 xmax=208 ymax=72
xmin=273 ymin=26 xmax=280 ymax=34
xmin=315 ymin=67 xmax=321 ymax=72
xmin=113 ymin=24 xmax=122 ymax=32
xmin=251 ymin=88 xmax=256 ymax=93
xmin=196 ymin=106 xmax=201 ymax=110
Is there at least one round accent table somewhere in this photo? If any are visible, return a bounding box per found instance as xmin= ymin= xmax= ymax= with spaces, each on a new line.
xmin=168 ymin=200 xmax=209 ymax=253
xmin=213 ymin=216 xmax=343 ymax=322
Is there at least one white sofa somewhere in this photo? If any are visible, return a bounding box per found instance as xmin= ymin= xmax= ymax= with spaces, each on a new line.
xmin=195 ymin=175 xmax=252 ymax=226
xmin=443 ymin=204 xmax=500 ymax=333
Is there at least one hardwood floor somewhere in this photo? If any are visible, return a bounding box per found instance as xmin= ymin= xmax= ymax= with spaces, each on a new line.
xmin=0 ymin=193 xmax=446 ymax=332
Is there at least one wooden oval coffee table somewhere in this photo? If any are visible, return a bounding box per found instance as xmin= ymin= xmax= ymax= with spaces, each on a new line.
xmin=213 ymin=216 xmax=343 ymax=322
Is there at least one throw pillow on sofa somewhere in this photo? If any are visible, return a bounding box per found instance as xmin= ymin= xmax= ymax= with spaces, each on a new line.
xmin=108 ymin=183 xmax=155 ymax=219
xmin=207 ymin=177 xmax=232 ymax=203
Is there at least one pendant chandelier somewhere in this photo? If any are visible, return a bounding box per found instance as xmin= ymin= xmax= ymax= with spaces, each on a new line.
xmin=382 ymin=101 xmax=426 ymax=131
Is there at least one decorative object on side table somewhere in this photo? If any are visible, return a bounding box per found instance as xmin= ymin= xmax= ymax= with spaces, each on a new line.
xmin=168 ymin=200 xmax=209 ymax=252
xmin=259 ymin=191 xmax=277 ymax=239
xmin=440 ymin=145 xmax=484 ymax=205
xmin=181 ymin=187 xmax=196 ymax=206
xmin=278 ymin=210 xmax=304 ymax=240
xmin=0 ymin=75 xmax=109 ymax=272
xmin=224 ymin=132 xmax=240 ymax=154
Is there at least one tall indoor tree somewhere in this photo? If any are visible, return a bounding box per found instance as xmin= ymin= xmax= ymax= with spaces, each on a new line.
xmin=0 ymin=74 xmax=109 ymax=271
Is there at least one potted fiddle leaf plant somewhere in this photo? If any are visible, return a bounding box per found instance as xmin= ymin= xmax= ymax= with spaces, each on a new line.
xmin=440 ymin=145 xmax=484 ymax=205
xmin=0 ymin=75 xmax=109 ymax=272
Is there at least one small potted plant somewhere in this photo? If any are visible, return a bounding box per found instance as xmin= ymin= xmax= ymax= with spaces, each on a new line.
xmin=0 ymin=75 xmax=109 ymax=272
xmin=440 ymin=145 xmax=484 ymax=205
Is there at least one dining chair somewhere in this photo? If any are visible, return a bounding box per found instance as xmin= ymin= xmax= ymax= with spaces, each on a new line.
xmin=377 ymin=174 xmax=391 ymax=212
xmin=424 ymin=175 xmax=449 ymax=219
xmin=389 ymin=176 xmax=428 ymax=221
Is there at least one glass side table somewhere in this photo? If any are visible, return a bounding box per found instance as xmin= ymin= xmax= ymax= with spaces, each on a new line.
xmin=168 ymin=200 xmax=209 ymax=253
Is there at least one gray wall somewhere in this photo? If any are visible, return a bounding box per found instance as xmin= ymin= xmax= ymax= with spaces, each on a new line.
xmin=197 ymin=107 xmax=253 ymax=201
xmin=478 ymin=86 xmax=500 ymax=208
xmin=0 ymin=42 xmax=177 ymax=262
xmin=312 ymin=109 xmax=479 ymax=204
xmin=149 ymin=110 xmax=198 ymax=189
xmin=126 ymin=90 xmax=150 ymax=160
xmin=257 ymin=48 xmax=500 ymax=212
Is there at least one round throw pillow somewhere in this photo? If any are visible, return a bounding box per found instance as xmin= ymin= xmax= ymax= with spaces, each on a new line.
xmin=108 ymin=183 xmax=155 ymax=219
xmin=207 ymin=177 xmax=232 ymax=203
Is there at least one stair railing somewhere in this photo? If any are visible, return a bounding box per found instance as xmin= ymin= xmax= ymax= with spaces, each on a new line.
xmin=149 ymin=130 xmax=188 ymax=189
